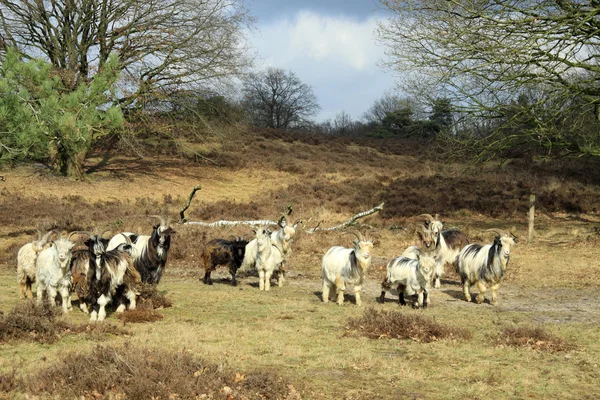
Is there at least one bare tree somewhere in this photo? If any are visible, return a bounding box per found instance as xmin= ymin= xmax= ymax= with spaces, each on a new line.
xmin=376 ymin=0 xmax=600 ymax=158
xmin=0 ymin=0 xmax=254 ymax=107
xmin=363 ymin=92 xmax=425 ymax=124
xmin=363 ymin=92 xmax=402 ymax=124
xmin=332 ymin=110 xmax=353 ymax=135
xmin=242 ymin=67 xmax=320 ymax=129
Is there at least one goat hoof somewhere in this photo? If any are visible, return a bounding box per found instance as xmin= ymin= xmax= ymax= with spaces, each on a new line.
xmin=116 ymin=304 xmax=126 ymax=313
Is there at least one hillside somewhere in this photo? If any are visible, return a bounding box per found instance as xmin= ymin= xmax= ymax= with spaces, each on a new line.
xmin=1 ymin=127 xmax=600 ymax=399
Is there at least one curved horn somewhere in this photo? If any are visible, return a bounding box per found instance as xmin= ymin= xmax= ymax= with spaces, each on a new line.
xmin=364 ymin=229 xmax=379 ymax=241
xmin=36 ymin=229 xmax=43 ymax=241
xmin=67 ymin=231 xmax=90 ymax=241
xmin=120 ymin=232 xmax=133 ymax=244
xmin=148 ymin=215 xmax=167 ymax=227
xmin=484 ymin=228 xmax=504 ymax=237
xmin=417 ymin=214 xmax=435 ymax=222
xmin=100 ymin=229 xmax=113 ymax=238
xmin=39 ymin=230 xmax=57 ymax=245
xmin=344 ymin=229 xmax=364 ymax=242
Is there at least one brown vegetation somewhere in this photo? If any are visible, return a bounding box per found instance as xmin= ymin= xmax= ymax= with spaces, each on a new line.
xmin=137 ymin=283 xmax=174 ymax=309
xmin=16 ymin=344 xmax=300 ymax=399
xmin=345 ymin=307 xmax=472 ymax=343
xmin=0 ymin=301 xmax=128 ymax=344
xmin=116 ymin=308 xmax=164 ymax=323
xmin=496 ymin=326 xmax=576 ymax=352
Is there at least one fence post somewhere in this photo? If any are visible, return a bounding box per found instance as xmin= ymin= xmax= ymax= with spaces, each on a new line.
xmin=528 ymin=194 xmax=535 ymax=242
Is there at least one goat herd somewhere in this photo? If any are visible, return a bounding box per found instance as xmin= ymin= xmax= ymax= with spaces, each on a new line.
xmin=15 ymin=213 xmax=516 ymax=322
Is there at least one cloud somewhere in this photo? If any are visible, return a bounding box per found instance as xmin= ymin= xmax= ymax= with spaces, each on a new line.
xmin=248 ymin=11 xmax=397 ymax=121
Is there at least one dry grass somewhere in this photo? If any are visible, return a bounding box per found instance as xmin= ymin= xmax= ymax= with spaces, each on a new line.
xmin=0 ymin=301 xmax=128 ymax=344
xmin=17 ymin=344 xmax=300 ymax=399
xmin=345 ymin=307 xmax=472 ymax=343
xmin=0 ymin=301 xmax=73 ymax=344
xmin=116 ymin=308 xmax=164 ymax=323
xmin=496 ymin=326 xmax=576 ymax=352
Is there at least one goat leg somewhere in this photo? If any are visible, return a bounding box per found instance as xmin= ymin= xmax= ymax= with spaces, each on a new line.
xmin=229 ymin=265 xmax=238 ymax=286
xmin=202 ymin=270 xmax=213 ymax=285
xmin=412 ymin=293 xmax=419 ymax=309
xmin=399 ymin=292 xmax=406 ymax=306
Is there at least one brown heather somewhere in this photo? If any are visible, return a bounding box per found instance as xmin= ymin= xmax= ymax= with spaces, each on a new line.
xmin=0 ymin=301 xmax=128 ymax=344
xmin=496 ymin=326 xmax=576 ymax=352
xmin=19 ymin=344 xmax=300 ymax=399
xmin=345 ymin=307 xmax=472 ymax=343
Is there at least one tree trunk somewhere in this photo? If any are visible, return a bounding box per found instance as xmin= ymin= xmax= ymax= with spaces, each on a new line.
xmin=49 ymin=142 xmax=88 ymax=180
xmin=67 ymin=148 xmax=88 ymax=180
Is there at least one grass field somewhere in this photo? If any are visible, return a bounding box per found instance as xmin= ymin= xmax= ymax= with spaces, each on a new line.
xmin=1 ymin=128 xmax=600 ymax=399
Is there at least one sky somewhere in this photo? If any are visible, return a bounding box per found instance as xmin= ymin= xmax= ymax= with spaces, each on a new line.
xmin=246 ymin=0 xmax=397 ymax=123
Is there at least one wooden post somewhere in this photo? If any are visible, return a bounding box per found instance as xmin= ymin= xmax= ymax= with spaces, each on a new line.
xmin=528 ymin=194 xmax=535 ymax=242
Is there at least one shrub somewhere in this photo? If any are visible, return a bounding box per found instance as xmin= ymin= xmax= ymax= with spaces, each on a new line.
xmin=345 ymin=307 xmax=471 ymax=343
xmin=496 ymin=326 xmax=575 ymax=352
xmin=23 ymin=345 xmax=300 ymax=399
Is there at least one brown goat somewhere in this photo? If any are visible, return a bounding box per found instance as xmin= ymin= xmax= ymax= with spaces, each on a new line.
xmin=201 ymin=238 xmax=248 ymax=286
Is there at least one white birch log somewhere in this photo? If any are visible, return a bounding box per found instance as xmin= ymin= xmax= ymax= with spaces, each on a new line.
xmin=183 ymin=203 xmax=384 ymax=233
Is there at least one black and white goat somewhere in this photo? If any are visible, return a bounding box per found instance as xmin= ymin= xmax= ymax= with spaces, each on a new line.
xmin=379 ymin=253 xmax=435 ymax=308
xmin=107 ymin=215 xmax=173 ymax=284
xmin=78 ymin=232 xmax=141 ymax=321
xmin=200 ymin=237 xmax=248 ymax=286
xmin=321 ymin=231 xmax=373 ymax=306
xmin=415 ymin=214 xmax=469 ymax=288
xmin=456 ymin=229 xmax=516 ymax=305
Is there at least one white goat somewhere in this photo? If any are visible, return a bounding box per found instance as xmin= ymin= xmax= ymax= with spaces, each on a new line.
xmin=417 ymin=214 xmax=469 ymax=288
xmin=240 ymin=217 xmax=300 ymax=287
xmin=16 ymin=230 xmax=55 ymax=299
xmin=456 ymin=229 xmax=516 ymax=305
xmin=254 ymin=226 xmax=284 ymax=291
xmin=36 ymin=232 xmax=80 ymax=313
xmin=321 ymin=231 xmax=373 ymax=306
xmin=379 ymin=253 xmax=435 ymax=308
